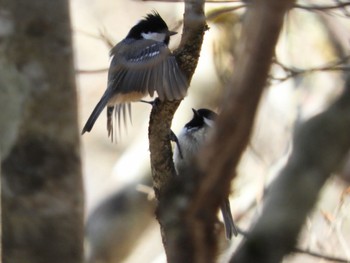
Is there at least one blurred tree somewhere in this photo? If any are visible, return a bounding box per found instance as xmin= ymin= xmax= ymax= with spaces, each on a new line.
xmin=0 ymin=1 xmax=84 ymax=263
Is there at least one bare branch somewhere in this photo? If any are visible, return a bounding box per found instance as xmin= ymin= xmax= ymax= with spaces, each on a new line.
xmin=147 ymin=0 xmax=207 ymax=261
xmin=75 ymin=68 xmax=108 ymax=74
xmin=75 ymin=28 xmax=115 ymax=48
xmin=270 ymin=56 xmax=350 ymax=83
xmin=294 ymin=2 xmax=350 ymax=11
xmin=140 ymin=0 xmax=242 ymax=2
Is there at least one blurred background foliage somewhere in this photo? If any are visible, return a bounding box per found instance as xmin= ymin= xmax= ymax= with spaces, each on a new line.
xmin=72 ymin=0 xmax=350 ymax=262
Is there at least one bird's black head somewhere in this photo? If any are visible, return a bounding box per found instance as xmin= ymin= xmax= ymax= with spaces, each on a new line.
xmin=185 ymin=108 xmax=217 ymax=130
xmin=126 ymin=12 xmax=176 ymax=45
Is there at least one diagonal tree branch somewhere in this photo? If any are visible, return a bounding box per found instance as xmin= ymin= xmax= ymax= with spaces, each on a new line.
xmin=149 ymin=0 xmax=207 ymax=197
xmin=187 ymin=1 xmax=294 ymax=261
xmin=231 ymin=75 xmax=350 ymax=263
xmin=294 ymin=2 xmax=350 ymax=11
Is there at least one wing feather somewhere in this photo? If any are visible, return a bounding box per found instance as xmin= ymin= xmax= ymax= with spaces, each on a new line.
xmin=127 ymin=103 xmax=132 ymax=124
xmin=169 ymin=58 xmax=183 ymax=100
xmin=111 ymin=39 xmax=188 ymax=101
xmin=169 ymin=57 xmax=188 ymax=99
xmin=90 ymin=39 xmax=190 ymax=140
xmin=154 ymin=61 xmax=165 ymax=100
xmin=162 ymin=59 xmax=173 ymax=100
xmin=154 ymin=57 xmax=162 ymax=96
xmin=147 ymin=66 xmax=157 ymax=97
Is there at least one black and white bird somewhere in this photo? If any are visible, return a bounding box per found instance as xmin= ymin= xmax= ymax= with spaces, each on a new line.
xmin=173 ymin=108 xmax=238 ymax=240
xmin=81 ymin=12 xmax=188 ymax=139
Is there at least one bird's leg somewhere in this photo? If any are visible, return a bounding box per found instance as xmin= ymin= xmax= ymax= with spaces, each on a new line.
xmin=140 ymin=99 xmax=155 ymax=105
xmin=140 ymin=99 xmax=156 ymax=106
xmin=140 ymin=97 xmax=160 ymax=107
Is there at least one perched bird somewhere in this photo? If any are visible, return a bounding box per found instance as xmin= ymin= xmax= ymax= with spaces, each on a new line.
xmin=173 ymin=108 xmax=238 ymax=240
xmin=82 ymin=12 xmax=188 ymax=139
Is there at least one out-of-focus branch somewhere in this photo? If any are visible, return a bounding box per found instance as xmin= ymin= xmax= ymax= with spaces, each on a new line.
xmin=271 ymin=56 xmax=350 ymax=83
xmin=199 ymin=0 xmax=295 ymax=207
xmin=294 ymin=2 xmax=350 ymax=11
xmin=149 ymin=0 xmax=207 ymax=196
xmin=75 ymin=68 xmax=108 ymax=74
xmin=231 ymin=77 xmax=350 ymax=262
xmin=147 ymin=0 xmax=207 ymax=261
xmin=177 ymin=1 xmax=293 ymax=261
xmin=85 ymin=177 xmax=155 ymax=263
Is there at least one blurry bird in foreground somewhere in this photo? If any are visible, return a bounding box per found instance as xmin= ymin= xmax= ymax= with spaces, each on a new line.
xmin=173 ymin=108 xmax=238 ymax=239
xmin=81 ymin=12 xmax=188 ymax=140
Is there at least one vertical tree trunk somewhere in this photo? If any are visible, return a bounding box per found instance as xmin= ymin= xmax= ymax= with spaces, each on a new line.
xmin=0 ymin=1 xmax=84 ymax=263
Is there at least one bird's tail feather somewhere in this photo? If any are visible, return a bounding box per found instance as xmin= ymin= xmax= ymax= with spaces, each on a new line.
xmin=107 ymin=103 xmax=132 ymax=142
xmin=81 ymin=91 xmax=111 ymax=134
xmin=220 ymin=198 xmax=238 ymax=240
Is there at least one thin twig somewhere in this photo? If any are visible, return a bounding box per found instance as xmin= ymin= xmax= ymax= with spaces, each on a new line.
xmin=75 ymin=68 xmax=108 ymax=74
xmin=141 ymin=0 xmax=242 ymax=2
xmin=270 ymin=56 xmax=350 ymax=83
xmin=75 ymin=28 xmax=115 ymax=48
xmin=294 ymin=2 xmax=350 ymax=11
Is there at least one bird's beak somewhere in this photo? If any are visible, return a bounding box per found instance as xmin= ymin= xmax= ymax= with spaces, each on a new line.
xmin=168 ymin=30 xmax=177 ymax=36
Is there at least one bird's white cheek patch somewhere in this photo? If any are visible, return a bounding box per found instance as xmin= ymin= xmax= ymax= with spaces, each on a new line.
xmin=204 ymin=118 xmax=214 ymax=128
xmin=141 ymin=32 xmax=166 ymax=42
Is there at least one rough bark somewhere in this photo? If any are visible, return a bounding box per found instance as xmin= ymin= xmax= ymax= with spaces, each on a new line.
xmin=148 ymin=0 xmax=207 ymax=261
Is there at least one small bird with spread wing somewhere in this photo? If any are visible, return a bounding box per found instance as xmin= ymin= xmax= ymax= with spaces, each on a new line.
xmin=82 ymin=12 xmax=188 ymax=140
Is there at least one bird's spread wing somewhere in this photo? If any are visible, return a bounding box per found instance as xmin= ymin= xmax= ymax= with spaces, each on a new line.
xmin=109 ymin=39 xmax=188 ymax=100
xmin=104 ymin=39 xmax=189 ymax=140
